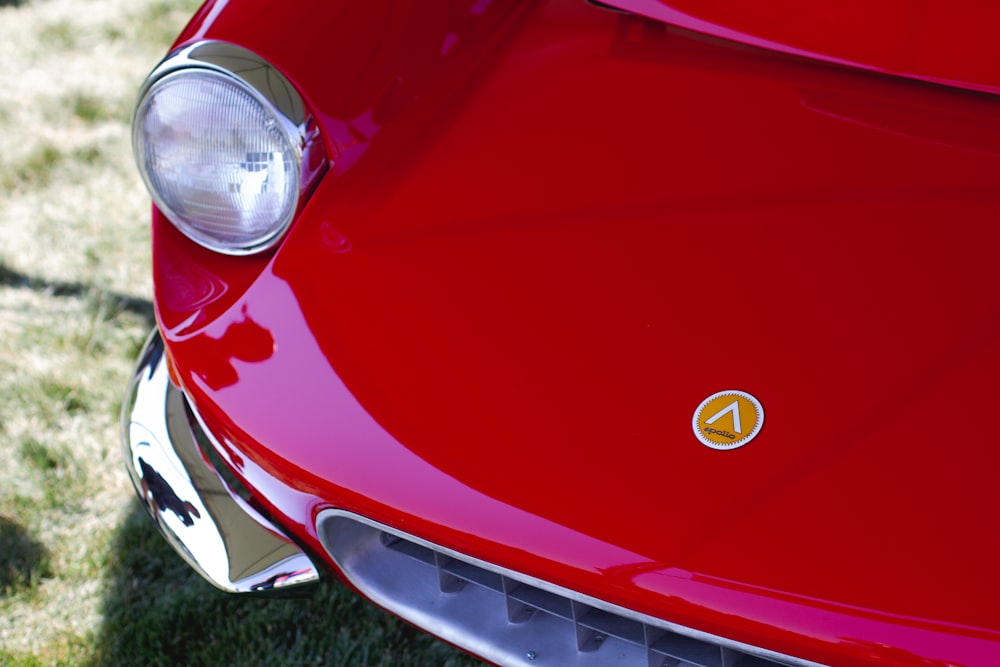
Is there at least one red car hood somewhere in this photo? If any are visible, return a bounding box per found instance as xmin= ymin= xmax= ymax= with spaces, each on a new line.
xmin=602 ymin=0 xmax=1000 ymax=95
xmin=160 ymin=0 xmax=1000 ymax=663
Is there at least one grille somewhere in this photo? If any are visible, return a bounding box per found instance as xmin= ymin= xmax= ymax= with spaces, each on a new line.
xmin=317 ymin=510 xmax=824 ymax=667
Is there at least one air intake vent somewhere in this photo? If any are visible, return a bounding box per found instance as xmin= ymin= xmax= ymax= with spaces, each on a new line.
xmin=317 ymin=510 xmax=824 ymax=667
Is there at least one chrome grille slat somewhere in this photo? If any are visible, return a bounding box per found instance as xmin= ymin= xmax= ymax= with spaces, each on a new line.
xmin=653 ymin=634 xmax=724 ymax=667
xmin=382 ymin=532 xmax=435 ymax=564
xmin=579 ymin=608 xmax=645 ymax=645
xmin=318 ymin=510 xmax=826 ymax=667
xmin=509 ymin=582 xmax=573 ymax=619
xmin=445 ymin=558 xmax=504 ymax=592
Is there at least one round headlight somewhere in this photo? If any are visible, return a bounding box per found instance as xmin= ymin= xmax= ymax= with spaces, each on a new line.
xmin=133 ymin=44 xmax=315 ymax=255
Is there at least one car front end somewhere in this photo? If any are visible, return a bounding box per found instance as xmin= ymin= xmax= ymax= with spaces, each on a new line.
xmin=122 ymin=1 xmax=1000 ymax=665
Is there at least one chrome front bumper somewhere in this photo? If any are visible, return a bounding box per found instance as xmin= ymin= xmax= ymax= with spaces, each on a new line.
xmin=120 ymin=331 xmax=319 ymax=594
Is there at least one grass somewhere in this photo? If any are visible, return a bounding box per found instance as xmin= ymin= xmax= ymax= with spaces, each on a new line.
xmin=0 ymin=0 xmax=480 ymax=664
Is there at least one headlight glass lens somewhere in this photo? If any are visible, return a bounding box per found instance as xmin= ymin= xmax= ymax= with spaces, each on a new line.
xmin=134 ymin=69 xmax=300 ymax=254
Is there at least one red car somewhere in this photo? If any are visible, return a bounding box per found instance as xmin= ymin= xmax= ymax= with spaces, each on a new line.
xmin=122 ymin=0 xmax=1000 ymax=665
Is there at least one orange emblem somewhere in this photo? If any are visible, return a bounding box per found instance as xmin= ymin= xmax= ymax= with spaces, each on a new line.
xmin=693 ymin=390 xmax=764 ymax=450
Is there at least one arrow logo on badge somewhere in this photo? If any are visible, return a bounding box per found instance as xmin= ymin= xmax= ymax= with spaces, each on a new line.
xmin=703 ymin=400 xmax=742 ymax=434
xmin=692 ymin=390 xmax=764 ymax=450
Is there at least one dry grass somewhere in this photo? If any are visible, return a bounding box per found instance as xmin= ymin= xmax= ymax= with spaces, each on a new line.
xmin=0 ymin=0 xmax=198 ymax=660
xmin=0 ymin=2 xmax=479 ymax=665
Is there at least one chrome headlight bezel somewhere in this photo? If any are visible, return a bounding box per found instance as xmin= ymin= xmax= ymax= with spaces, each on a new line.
xmin=132 ymin=41 xmax=325 ymax=256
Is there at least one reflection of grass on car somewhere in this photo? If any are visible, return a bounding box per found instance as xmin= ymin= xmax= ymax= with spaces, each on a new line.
xmin=0 ymin=1 xmax=478 ymax=664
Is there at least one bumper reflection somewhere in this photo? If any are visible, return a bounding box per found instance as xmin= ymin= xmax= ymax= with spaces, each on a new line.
xmin=121 ymin=331 xmax=319 ymax=595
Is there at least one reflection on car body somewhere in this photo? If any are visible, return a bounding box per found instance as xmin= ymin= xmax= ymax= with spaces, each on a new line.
xmin=122 ymin=0 xmax=1000 ymax=664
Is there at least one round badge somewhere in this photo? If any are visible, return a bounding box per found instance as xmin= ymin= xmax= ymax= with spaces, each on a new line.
xmin=692 ymin=390 xmax=764 ymax=450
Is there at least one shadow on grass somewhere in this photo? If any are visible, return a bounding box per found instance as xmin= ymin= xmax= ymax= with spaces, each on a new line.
xmin=0 ymin=262 xmax=155 ymax=329
xmin=87 ymin=500 xmax=480 ymax=666
xmin=0 ymin=516 xmax=51 ymax=596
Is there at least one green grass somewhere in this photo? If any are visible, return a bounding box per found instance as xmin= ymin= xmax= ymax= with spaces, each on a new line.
xmin=88 ymin=507 xmax=475 ymax=667
xmin=0 ymin=0 xmax=481 ymax=664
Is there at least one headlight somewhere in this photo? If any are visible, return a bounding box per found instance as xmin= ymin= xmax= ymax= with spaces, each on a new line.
xmin=133 ymin=42 xmax=324 ymax=255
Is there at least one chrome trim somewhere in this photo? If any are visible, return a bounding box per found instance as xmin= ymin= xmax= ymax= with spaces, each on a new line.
xmin=121 ymin=331 xmax=319 ymax=594
xmin=139 ymin=41 xmax=310 ymax=129
xmin=318 ymin=510 xmax=826 ymax=667
xmin=132 ymin=41 xmax=325 ymax=256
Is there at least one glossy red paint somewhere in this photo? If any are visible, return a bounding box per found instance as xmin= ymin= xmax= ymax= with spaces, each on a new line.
xmin=154 ymin=0 xmax=1000 ymax=664
xmin=603 ymin=0 xmax=1000 ymax=95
